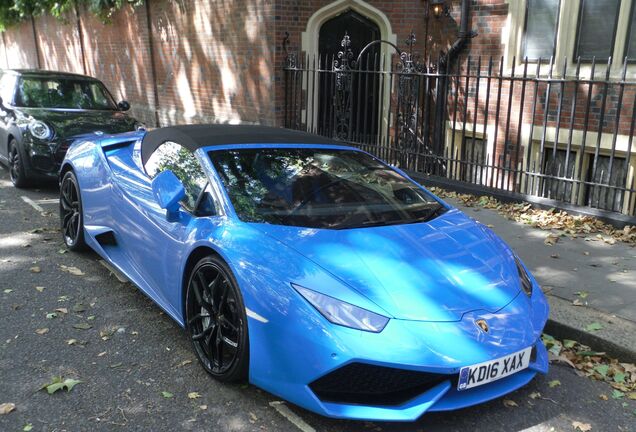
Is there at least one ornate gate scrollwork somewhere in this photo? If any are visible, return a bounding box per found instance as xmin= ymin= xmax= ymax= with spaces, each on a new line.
xmin=396 ymin=33 xmax=425 ymax=167
xmin=332 ymin=33 xmax=355 ymax=140
xmin=283 ymin=30 xmax=430 ymax=166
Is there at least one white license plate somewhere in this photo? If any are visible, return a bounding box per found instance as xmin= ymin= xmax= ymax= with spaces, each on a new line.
xmin=457 ymin=347 xmax=532 ymax=391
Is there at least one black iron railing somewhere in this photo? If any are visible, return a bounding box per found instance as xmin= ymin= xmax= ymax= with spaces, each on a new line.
xmin=283 ymin=33 xmax=636 ymax=217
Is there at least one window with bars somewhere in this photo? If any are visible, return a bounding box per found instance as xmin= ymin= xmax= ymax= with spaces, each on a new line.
xmin=585 ymin=155 xmax=627 ymax=212
xmin=460 ymin=137 xmax=486 ymax=184
xmin=541 ymin=149 xmax=577 ymax=201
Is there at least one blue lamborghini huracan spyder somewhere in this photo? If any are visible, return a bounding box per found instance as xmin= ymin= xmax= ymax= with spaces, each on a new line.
xmin=59 ymin=125 xmax=549 ymax=421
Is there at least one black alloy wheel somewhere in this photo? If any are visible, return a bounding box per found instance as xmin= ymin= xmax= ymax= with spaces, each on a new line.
xmin=186 ymin=256 xmax=249 ymax=382
xmin=8 ymin=139 xmax=28 ymax=188
xmin=59 ymin=170 xmax=87 ymax=251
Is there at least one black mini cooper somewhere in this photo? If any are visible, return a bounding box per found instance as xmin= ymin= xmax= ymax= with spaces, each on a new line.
xmin=0 ymin=69 xmax=144 ymax=187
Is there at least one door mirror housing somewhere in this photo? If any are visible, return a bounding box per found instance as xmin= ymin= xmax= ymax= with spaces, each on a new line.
xmin=151 ymin=170 xmax=185 ymax=220
xmin=117 ymin=100 xmax=131 ymax=111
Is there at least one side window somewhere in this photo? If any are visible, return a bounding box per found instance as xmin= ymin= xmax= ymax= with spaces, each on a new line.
xmin=144 ymin=141 xmax=209 ymax=213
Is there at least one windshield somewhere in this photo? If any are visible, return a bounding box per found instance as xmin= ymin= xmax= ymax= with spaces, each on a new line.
xmin=14 ymin=76 xmax=117 ymax=110
xmin=210 ymin=148 xmax=445 ymax=229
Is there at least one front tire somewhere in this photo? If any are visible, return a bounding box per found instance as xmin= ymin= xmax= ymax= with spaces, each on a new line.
xmin=8 ymin=139 xmax=28 ymax=188
xmin=59 ymin=170 xmax=87 ymax=251
xmin=185 ymin=255 xmax=249 ymax=383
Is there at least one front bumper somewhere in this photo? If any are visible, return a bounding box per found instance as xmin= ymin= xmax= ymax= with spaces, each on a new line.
xmin=22 ymin=137 xmax=67 ymax=178
xmin=248 ymin=286 xmax=549 ymax=422
xmin=317 ymin=340 xmax=547 ymax=421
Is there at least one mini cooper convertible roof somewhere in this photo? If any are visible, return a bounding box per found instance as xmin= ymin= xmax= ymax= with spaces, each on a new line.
xmin=140 ymin=124 xmax=341 ymax=165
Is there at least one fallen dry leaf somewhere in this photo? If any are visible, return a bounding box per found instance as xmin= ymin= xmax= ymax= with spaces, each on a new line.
xmin=35 ymin=328 xmax=49 ymax=335
xmin=29 ymin=266 xmax=41 ymax=273
xmin=572 ymin=421 xmax=592 ymax=432
xmin=503 ymin=399 xmax=518 ymax=408
xmin=544 ymin=233 xmax=560 ymax=246
xmin=175 ymin=359 xmax=193 ymax=368
xmin=35 ymin=286 xmax=44 ymax=292
xmin=59 ymin=265 xmax=84 ymax=276
xmin=187 ymin=392 xmax=201 ymax=399
xmin=543 ymin=334 xmax=636 ymax=395
xmin=0 ymin=403 xmax=16 ymax=415
xmin=428 ymin=187 xmax=636 ymax=245
xmin=41 ymin=377 xmax=82 ymax=394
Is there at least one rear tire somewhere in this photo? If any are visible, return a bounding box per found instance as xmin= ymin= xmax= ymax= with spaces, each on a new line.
xmin=185 ymin=255 xmax=249 ymax=383
xmin=59 ymin=170 xmax=87 ymax=251
xmin=8 ymin=139 xmax=28 ymax=188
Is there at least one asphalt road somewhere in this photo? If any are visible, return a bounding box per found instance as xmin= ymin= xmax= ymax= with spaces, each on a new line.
xmin=0 ymin=168 xmax=634 ymax=432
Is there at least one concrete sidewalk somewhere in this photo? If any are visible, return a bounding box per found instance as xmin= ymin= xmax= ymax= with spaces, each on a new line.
xmin=445 ymin=197 xmax=636 ymax=360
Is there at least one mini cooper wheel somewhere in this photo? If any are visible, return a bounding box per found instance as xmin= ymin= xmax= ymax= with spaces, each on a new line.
xmin=186 ymin=256 xmax=249 ymax=382
xmin=59 ymin=170 xmax=87 ymax=251
xmin=8 ymin=139 xmax=28 ymax=188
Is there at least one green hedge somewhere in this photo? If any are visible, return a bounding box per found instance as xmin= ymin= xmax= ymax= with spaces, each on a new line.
xmin=0 ymin=0 xmax=144 ymax=32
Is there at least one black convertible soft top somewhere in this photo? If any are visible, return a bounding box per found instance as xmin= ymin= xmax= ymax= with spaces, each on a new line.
xmin=140 ymin=124 xmax=341 ymax=165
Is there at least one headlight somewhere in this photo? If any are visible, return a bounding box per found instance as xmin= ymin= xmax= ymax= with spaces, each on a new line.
xmin=293 ymin=284 xmax=389 ymax=333
xmin=28 ymin=120 xmax=53 ymax=140
xmin=134 ymin=122 xmax=147 ymax=131
xmin=514 ymin=256 xmax=533 ymax=296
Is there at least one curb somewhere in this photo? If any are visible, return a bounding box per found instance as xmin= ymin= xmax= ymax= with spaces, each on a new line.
xmin=545 ymin=319 xmax=636 ymax=364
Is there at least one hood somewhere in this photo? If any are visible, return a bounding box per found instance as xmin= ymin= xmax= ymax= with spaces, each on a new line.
xmin=18 ymin=108 xmax=137 ymax=138
xmin=255 ymin=209 xmax=521 ymax=322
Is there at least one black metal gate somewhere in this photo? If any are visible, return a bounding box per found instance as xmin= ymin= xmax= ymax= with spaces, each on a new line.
xmin=283 ymin=32 xmax=636 ymax=218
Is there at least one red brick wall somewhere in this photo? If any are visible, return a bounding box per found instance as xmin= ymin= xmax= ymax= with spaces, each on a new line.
xmin=147 ymin=0 xmax=276 ymax=126
xmin=36 ymin=11 xmax=85 ymax=74
xmin=79 ymin=3 xmax=157 ymax=125
xmin=3 ymin=20 xmax=40 ymax=69
xmin=0 ymin=0 xmax=278 ymax=127
xmin=0 ymin=0 xmax=445 ymax=128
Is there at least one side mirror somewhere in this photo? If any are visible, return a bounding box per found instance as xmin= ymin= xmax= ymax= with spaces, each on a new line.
xmin=0 ymin=96 xmax=6 ymax=118
xmin=117 ymin=100 xmax=131 ymax=111
xmin=151 ymin=170 xmax=185 ymax=220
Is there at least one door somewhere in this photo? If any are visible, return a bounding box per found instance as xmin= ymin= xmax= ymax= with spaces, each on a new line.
xmin=318 ymin=9 xmax=381 ymax=140
xmin=111 ymin=141 xmax=213 ymax=313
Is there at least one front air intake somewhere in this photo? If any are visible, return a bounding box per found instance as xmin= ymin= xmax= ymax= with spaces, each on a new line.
xmin=309 ymin=362 xmax=451 ymax=406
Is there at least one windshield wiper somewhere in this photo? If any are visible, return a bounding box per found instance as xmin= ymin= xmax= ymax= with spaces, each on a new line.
xmin=338 ymin=203 xmax=446 ymax=229
xmin=415 ymin=203 xmax=446 ymax=223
